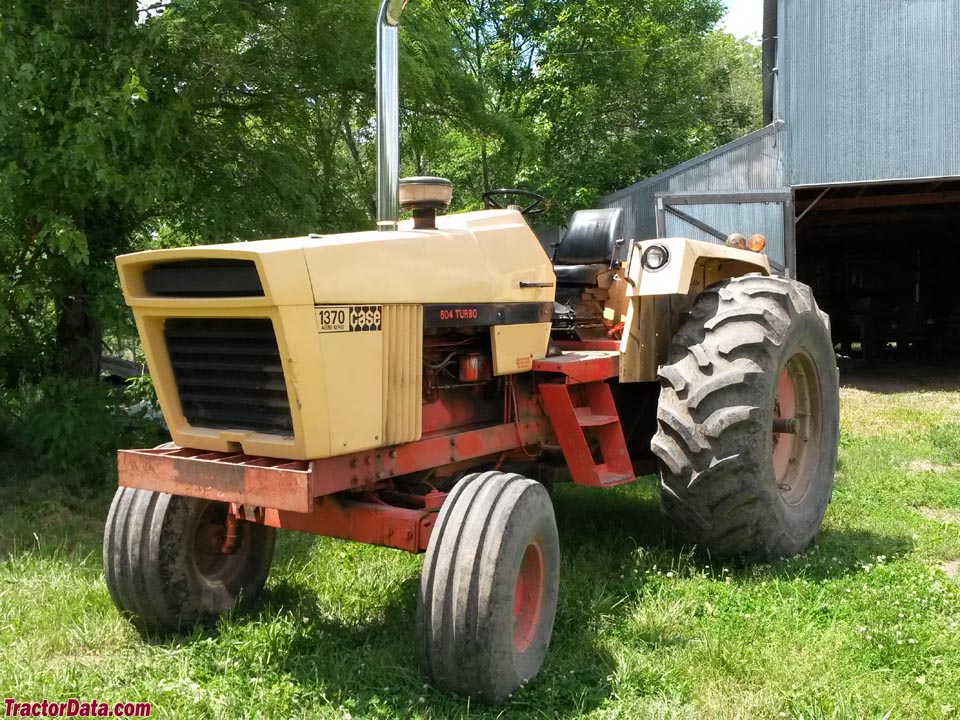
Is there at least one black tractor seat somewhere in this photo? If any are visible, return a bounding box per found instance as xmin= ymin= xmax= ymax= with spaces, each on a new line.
xmin=554 ymin=264 xmax=609 ymax=285
xmin=553 ymin=208 xmax=624 ymax=286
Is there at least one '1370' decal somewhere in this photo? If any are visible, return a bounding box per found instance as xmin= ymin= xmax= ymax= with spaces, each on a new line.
xmin=316 ymin=305 xmax=383 ymax=333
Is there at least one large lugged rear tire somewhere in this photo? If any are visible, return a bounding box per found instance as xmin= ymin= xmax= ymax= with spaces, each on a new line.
xmin=416 ymin=471 xmax=560 ymax=703
xmin=103 ymin=487 xmax=276 ymax=632
xmin=652 ymin=275 xmax=839 ymax=560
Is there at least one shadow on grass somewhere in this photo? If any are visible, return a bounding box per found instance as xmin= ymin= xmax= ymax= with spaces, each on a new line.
xmin=3 ymin=466 xmax=912 ymax=715
xmin=205 ymin=571 xmax=617 ymax=717
xmin=838 ymin=358 xmax=960 ymax=394
xmin=203 ymin=480 xmax=909 ymax=715
xmin=0 ymin=474 xmax=114 ymax=561
xmin=550 ymin=477 xmax=913 ymax=584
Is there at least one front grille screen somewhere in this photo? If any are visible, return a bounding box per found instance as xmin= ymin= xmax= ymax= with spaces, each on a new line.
xmin=164 ymin=318 xmax=292 ymax=435
xmin=145 ymin=259 xmax=263 ymax=297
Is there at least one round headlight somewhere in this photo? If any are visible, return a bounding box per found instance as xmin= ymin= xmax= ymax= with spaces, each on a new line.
xmin=642 ymin=245 xmax=670 ymax=271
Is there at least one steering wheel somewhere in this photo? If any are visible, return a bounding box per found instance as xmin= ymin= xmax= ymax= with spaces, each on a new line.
xmin=482 ymin=188 xmax=551 ymax=216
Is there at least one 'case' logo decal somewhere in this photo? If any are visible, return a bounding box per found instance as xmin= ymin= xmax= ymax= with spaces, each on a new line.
xmin=317 ymin=305 xmax=382 ymax=333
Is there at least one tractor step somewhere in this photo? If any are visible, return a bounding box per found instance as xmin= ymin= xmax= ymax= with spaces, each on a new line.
xmin=537 ymin=380 xmax=635 ymax=488
xmin=596 ymin=470 xmax=637 ymax=487
xmin=573 ymin=407 xmax=619 ymax=427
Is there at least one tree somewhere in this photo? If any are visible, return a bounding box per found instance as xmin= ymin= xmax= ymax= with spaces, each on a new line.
xmin=0 ymin=0 xmax=762 ymax=384
xmin=401 ymin=0 xmax=762 ymax=222
xmin=0 ymin=0 xmax=378 ymax=380
xmin=0 ymin=1 xmax=181 ymax=380
xmin=700 ymin=30 xmax=764 ymax=144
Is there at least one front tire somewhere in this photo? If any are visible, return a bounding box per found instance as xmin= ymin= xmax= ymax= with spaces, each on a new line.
xmin=416 ymin=471 xmax=560 ymax=703
xmin=103 ymin=487 xmax=276 ymax=632
xmin=652 ymin=275 xmax=839 ymax=559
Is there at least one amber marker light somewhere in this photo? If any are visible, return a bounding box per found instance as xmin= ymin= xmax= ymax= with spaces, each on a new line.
xmin=748 ymin=234 xmax=767 ymax=253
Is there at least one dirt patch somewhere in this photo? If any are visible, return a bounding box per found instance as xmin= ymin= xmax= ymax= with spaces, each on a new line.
xmin=909 ymin=460 xmax=960 ymax=474
xmin=917 ymin=507 xmax=960 ymax=524
xmin=940 ymin=560 xmax=960 ymax=579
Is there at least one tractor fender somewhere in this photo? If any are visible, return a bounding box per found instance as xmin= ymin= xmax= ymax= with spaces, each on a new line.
xmin=624 ymin=238 xmax=770 ymax=298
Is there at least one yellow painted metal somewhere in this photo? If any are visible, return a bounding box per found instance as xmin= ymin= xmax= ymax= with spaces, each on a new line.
xmin=125 ymin=304 xmax=325 ymax=459
xmin=490 ymin=322 xmax=553 ymax=375
xmin=623 ymin=238 xmax=769 ymax=298
xmin=618 ymin=238 xmax=770 ymax=383
xmin=115 ymin=208 xmax=554 ymax=460
xmin=303 ymin=210 xmax=555 ymax=305
xmin=382 ymin=304 xmax=423 ymax=445
xmin=318 ymin=321 xmax=385 ymax=453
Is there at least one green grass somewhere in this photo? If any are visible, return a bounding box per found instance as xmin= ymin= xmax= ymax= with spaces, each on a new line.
xmin=2 ymin=384 xmax=960 ymax=719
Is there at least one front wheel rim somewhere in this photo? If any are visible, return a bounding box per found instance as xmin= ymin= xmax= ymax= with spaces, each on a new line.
xmin=192 ymin=503 xmax=248 ymax=582
xmin=772 ymin=351 xmax=823 ymax=506
xmin=513 ymin=541 xmax=545 ymax=653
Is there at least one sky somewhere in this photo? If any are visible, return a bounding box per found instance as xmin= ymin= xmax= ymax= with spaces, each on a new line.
xmin=720 ymin=0 xmax=764 ymax=39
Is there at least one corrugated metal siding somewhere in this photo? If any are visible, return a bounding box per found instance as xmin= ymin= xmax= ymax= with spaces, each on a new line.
xmin=663 ymin=203 xmax=786 ymax=266
xmin=601 ymin=125 xmax=784 ymax=242
xmin=600 ymin=125 xmax=786 ymax=264
xmin=781 ymin=0 xmax=960 ymax=185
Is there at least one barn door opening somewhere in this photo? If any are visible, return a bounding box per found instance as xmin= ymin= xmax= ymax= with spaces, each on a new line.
xmin=794 ymin=178 xmax=960 ymax=361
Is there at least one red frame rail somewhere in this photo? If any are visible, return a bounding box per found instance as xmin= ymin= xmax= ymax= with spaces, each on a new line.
xmin=118 ymin=418 xmax=552 ymax=513
xmin=117 ymin=348 xmax=628 ymax=552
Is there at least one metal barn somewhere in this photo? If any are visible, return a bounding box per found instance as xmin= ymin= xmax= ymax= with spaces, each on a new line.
xmin=601 ymin=0 xmax=960 ymax=356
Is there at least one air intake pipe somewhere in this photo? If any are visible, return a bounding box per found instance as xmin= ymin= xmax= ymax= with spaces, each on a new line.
xmin=376 ymin=0 xmax=410 ymax=231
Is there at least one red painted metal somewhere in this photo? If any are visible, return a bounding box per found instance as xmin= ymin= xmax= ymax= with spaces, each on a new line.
xmin=118 ymin=448 xmax=314 ymax=512
xmin=581 ymin=382 xmax=635 ymax=483
xmin=118 ymin=419 xmax=551 ymax=513
xmin=459 ymin=354 xmax=481 ymax=382
xmin=537 ymin=381 xmax=635 ymax=487
xmin=513 ymin=540 xmax=545 ymax=652
xmin=115 ymin=348 xmax=641 ymax=554
xmin=362 ymin=420 xmax=549 ymax=483
xmin=220 ymin=510 xmax=241 ymax=554
xmin=457 ymin=353 xmax=490 ymax=382
xmin=533 ymin=351 xmax=619 ymax=384
xmin=240 ymin=496 xmax=438 ymax=553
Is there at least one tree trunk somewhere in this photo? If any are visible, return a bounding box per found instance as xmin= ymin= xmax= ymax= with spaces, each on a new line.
xmin=55 ymin=283 xmax=102 ymax=380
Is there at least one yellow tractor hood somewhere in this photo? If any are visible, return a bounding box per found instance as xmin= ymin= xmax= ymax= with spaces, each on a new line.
xmin=115 ymin=209 xmax=554 ymax=461
xmin=117 ymin=209 xmax=555 ymax=309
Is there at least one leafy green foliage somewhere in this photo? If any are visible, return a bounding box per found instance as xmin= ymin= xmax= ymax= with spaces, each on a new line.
xmin=1 ymin=377 xmax=165 ymax=478
xmin=124 ymin=372 xmax=159 ymax=409
xmin=0 ymin=0 xmax=762 ymax=460
xmin=405 ymin=0 xmax=763 ymax=221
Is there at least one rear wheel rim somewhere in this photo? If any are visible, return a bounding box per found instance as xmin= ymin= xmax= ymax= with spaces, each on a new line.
xmin=772 ymin=351 xmax=823 ymax=506
xmin=513 ymin=541 xmax=545 ymax=653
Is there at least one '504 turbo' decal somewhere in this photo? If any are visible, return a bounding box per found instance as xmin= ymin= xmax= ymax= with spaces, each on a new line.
xmin=316 ymin=305 xmax=382 ymax=333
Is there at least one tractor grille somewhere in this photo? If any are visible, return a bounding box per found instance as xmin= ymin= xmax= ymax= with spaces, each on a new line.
xmin=164 ymin=318 xmax=293 ymax=435
xmin=145 ymin=259 xmax=263 ymax=297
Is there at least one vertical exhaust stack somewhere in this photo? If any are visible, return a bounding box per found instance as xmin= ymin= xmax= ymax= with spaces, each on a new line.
xmin=376 ymin=0 xmax=410 ymax=231
xmin=761 ymin=0 xmax=778 ymax=126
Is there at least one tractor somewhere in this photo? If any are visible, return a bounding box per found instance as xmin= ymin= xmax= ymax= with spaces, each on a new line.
xmin=103 ymin=0 xmax=839 ymax=704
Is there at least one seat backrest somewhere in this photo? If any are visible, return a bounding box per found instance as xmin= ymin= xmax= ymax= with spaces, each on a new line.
xmin=554 ymin=208 xmax=624 ymax=265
